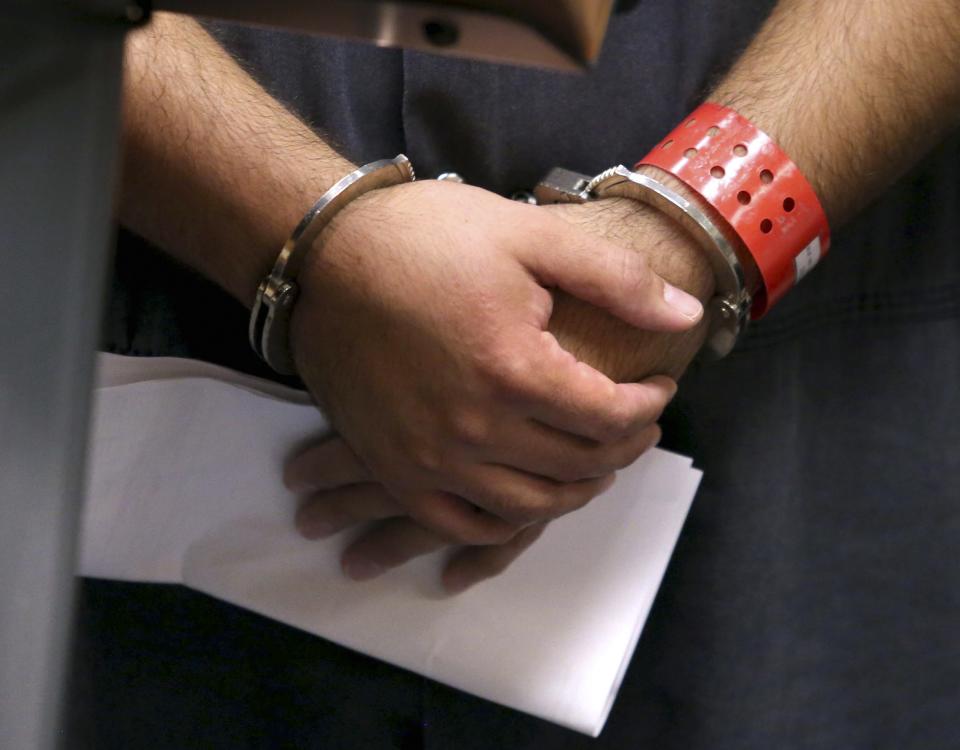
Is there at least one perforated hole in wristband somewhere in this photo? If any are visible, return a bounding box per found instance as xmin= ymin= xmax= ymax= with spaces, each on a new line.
xmin=637 ymin=103 xmax=830 ymax=317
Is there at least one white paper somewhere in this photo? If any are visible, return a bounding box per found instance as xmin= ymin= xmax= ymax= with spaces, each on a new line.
xmin=80 ymin=354 xmax=702 ymax=736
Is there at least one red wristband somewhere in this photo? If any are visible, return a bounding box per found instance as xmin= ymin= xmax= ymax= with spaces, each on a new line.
xmin=636 ymin=103 xmax=829 ymax=317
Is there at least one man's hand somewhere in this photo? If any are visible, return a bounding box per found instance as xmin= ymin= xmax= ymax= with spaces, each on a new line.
xmin=120 ymin=15 xmax=705 ymax=590
xmin=287 ymin=195 xmax=715 ymax=591
xmin=288 ymin=179 xmax=703 ymax=549
xmin=543 ymin=192 xmax=715 ymax=382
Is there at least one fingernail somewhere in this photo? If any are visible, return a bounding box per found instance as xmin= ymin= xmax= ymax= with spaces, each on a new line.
xmin=647 ymin=375 xmax=678 ymax=398
xmin=285 ymin=479 xmax=316 ymax=494
xmin=297 ymin=518 xmax=337 ymax=540
xmin=343 ymin=557 xmax=385 ymax=581
xmin=663 ymin=283 xmax=703 ymax=321
xmin=647 ymin=425 xmax=663 ymax=448
xmin=442 ymin=574 xmax=474 ymax=595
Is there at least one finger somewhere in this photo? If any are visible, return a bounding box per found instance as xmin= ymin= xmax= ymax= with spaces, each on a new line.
xmin=295 ymin=483 xmax=403 ymax=539
xmin=451 ymin=466 xmax=616 ymax=526
xmin=339 ymin=518 xmax=451 ymax=581
xmin=442 ymin=522 xmax=548 ymax=594
xmin=485 ymin=421 xmax=662 ymax=483
xmin=520 ymin=217 xmax=703 ymax=331
xmin=528 ymin=366 xmax=676 ymax=443
xmin=492 ymin=333 xmax=677 ymax=442
xmin=284 ymin=437 xmax=370 ymax=493
xmin=402 ymin=491 xmax=522 ymax=546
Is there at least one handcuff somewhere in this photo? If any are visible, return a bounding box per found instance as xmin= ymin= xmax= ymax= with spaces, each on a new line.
xmin=529 ymin=165 xmax=751 ymax=360
xmin=249 ymin=154 xmax=415 ymax=375
xmin=251 ymin=106 xmax=827 ymax=372
xmin=250 ymin=156 xmax=749 ymax=373
xmin=528 ymin=104 xmax=830 ymax=358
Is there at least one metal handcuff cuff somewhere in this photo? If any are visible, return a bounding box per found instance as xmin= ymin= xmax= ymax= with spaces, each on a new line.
xmin=249 ymin=154 xmax=415 ymax=374
xmin=530 ymin=165 xmax=752 ymax=360
xmin=250 ymin=154 xmax=749 ymax=374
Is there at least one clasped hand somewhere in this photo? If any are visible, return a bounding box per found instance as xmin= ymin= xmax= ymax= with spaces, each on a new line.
xmin=283 ymin=179 xmax=708 ymax=592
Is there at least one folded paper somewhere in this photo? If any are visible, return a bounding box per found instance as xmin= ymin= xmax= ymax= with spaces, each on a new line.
xmin=80 ymin=354 xmax=702 ymax=736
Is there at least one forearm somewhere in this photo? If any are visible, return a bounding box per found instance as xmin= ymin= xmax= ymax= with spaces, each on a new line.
xmin=551 ymin=0 xmax=960 ymax=381
xmin=710 ymin=0 xmax=960 ymax=226
xmin=120 ymin=12 xmax=353 ymax=305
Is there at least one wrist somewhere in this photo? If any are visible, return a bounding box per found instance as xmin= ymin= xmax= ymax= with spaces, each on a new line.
xmin=251 ymin=155 xmax=414 ymax=374
xmin=636 ymin=103 xmax=830 ymax=318
xmin=236 ymin=156 xmax=359 ymax=308
xmin=544 ymin=197 xmax=714 ymax=381
xmin=558 ymin=195 xmax=716 ymax=302
xmin=632 ymin=164 xmax=760 ymax=295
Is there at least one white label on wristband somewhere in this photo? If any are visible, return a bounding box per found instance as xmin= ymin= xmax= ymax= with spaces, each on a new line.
xmin=793 ymin=237 xmax=822 ymax=283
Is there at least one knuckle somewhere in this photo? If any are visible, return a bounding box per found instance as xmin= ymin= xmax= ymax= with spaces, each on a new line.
xmin=558 ymin=481 xmax=606 ymax=514
xmin=471 ymin=482 xmax=555 ymax=526
xmin=441 ymin=521 xmax=512 ymax=547
xmin=485 ymin=527 xmax=519 ymax=546
xmin=574 ymin=451 xmax=618 ymax=480
xmin=550 ymin=456 xmax=599 ymax=483
xmin=479 ymin=346 xmax=535 ymax=399
xmin=605 ymin=442 xmax=644 ymax=472
xmin=499 ymin=508 xmax=538 ymax=527
xmin=482 ymin=518 xmax=522 ymax=545
xmin=601 ymin=401 xmax=639 ymax=442
xmin=506 ymin=490 xmax=556 ymax=525
xmin=614 ymin=443 xmax=646 ymax=470
xmin=416 ymin=494 xmax=519 ymax=546
xmin=551 ymin=463 xmax=586 ymax=484
xmin=405 ymin=439 xmax=445 ymax=473
xmin=437 ymin=526 xmax=479 ymax=545
xmin=449 ymin=408 xmax=492 ymax=447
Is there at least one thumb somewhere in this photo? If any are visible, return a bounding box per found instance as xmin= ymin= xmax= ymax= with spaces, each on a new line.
xmin=521 ymin=221 xmax=704 ymax=331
